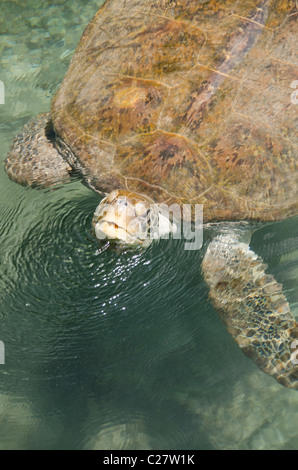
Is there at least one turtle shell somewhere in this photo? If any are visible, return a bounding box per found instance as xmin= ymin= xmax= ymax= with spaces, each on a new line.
xmin=51 ymin=0 xmax=298 ymax=222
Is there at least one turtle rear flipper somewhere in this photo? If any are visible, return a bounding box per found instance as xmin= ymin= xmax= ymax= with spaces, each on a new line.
xmin=202 ymin=232 xmax=298 ymax=389
xmin=5 ymin=113 xmax=72 ymax=188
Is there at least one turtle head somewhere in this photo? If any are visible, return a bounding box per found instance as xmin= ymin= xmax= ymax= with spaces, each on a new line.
xmin=92 ymin=190 xmax=174 ymax=246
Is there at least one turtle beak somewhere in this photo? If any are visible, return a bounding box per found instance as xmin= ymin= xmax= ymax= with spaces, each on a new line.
xmin=92 ymin=190 xmax=152 ymax=245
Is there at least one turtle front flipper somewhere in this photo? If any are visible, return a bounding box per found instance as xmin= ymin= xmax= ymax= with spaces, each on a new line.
xmin=202 ymin=230 xmax=298 ymax=390
xmin=5 ymin=113 xmax=72 ymax=188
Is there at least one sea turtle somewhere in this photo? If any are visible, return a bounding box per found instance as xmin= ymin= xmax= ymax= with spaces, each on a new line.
xmin=5 ymin=0 xmax=298 ymax=388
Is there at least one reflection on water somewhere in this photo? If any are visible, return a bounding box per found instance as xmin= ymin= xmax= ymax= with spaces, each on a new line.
xmin=0 ymin=0 xmax=298 ymax=450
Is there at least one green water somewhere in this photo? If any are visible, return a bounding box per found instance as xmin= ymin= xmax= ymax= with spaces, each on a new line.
xmin=0 ymin=0 xmax=298 ymax=450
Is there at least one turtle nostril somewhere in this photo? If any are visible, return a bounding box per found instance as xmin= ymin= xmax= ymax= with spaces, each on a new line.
xmin=118 ymin=199 xmax=128 ymax=206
